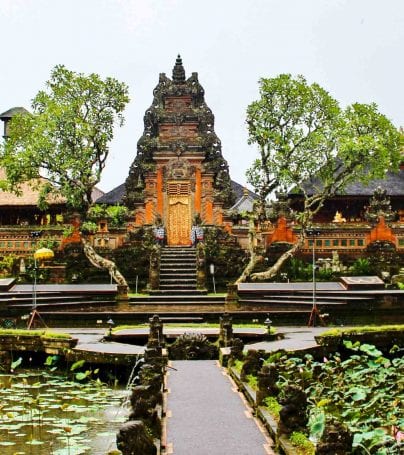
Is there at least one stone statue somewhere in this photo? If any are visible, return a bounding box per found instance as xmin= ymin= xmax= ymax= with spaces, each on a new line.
xmin=256 ymin=364 xmax=279 ymax=405
xmin=333 ymin=211 xmax=346 ymax=223
xmin=278 ymin=385 xmax=308 ymax=435
xmin=116 ymin=420 xmax=157 ymax=455
xmin=147 ymin=315 xmax=163 ymax=349
xmin=240 ymin=350 xmax=264 ymax=382
xmin=219 ymin=313 xmax=234 ymax=347
xmin=316 ymin=419 xmax=353 ymax=454
xmin=149 ymin=247 xmax=160 ymax=290
xmin=230 ymin=338 xmax=244 ymax=360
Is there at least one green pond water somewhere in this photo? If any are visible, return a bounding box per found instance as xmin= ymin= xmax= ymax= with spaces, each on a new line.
xmin=0 ymin=370 xmax=129 ymax=454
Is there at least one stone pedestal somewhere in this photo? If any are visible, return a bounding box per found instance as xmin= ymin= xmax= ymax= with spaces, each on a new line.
xmin=219 ymin=313 xmax=234 ymax=347
xmin=117 ymin=284 xmax=129 ymax=301
xmin=225 ymin=283 xmax=239 ymax=306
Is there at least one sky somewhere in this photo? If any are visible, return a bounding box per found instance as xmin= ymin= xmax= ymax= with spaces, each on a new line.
xmin=1 ymin=0 xmax=403 ymax=194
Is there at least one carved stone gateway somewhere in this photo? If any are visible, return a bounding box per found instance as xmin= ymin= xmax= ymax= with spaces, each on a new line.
xmin=124 ymin=55 xmax=234 ymax=244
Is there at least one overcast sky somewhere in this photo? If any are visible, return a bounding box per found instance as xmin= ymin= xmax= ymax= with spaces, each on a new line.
xmin=1 ymin=0 xmax=403 ymax=194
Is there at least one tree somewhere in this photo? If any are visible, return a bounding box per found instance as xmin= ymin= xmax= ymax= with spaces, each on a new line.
xmin=237 ymin=74 xmax=402 ymax=283
xmin=0 ymin=65 xmax=130 ymax=286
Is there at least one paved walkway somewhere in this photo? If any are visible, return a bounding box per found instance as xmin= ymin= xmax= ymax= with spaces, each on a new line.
xmin=165 ymin=360 xmax=274 ymax=455
xmin=52 ymin=326 xmax=332 ymax=453
xmin=246 ymin=326 xmax=329 ymax=352
xmin=54 ymin=328 xmax=146 ymax=356
xmin=54 ymin=326 xmax=330 ymax=360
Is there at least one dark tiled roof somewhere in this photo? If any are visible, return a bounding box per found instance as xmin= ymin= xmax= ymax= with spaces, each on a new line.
xmin=0 ymin=107 xmax=29 ymax=119
xmin=231 ymin=181 xmax=258 ymax=200
xmin=298 ymin=168 xmax=404 ymax=197
xmin=342 ymin=169 xmax=403 ymax=196
xmin=96 ymin=180 xmax=258 ymax=205
xmin=96 ymin=183 xmax=126 ymax=204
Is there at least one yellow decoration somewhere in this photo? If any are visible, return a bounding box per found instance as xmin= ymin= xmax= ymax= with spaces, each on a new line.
xmin=34 ymin=248 xmax=54 ymax=261
xmin=333 ymin=211 xmax=346 ymax=223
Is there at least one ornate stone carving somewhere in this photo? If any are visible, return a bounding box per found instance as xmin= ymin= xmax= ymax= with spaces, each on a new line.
xmin=166 ymin=158 xmax=192 ymax=179
xmin=278 ymin=385 xmax=308 ymax=435
xmin=256 ymin=364 xmax=279 ymax=405
xmin=116 ymin=420 xmax=157 ymax=455
xmin=124 ymin=55 xmax=235 ymax=212
xmin=240 ymin=350 xmax=264 ymax=382
xmin=364 ymin=186 xmax=398 ymax=223
xmin=316 ymin=419 xmax=353 ymax=454
xmin=230 ymin=338 xmax=244 ymax=360
xmin=147 ymin=314 xmax=163 ymax=349
xmin=149 ymin=248 xmax=160 ymax=290
xmin=219 ymin=312 xmax=234 ymax=347
xmin=266 ymin=191 xmax=294 ymax=222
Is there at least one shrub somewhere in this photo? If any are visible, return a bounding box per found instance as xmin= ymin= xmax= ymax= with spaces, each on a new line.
xmin=263 ymin=396 xmax=282 ymax=420
xmin=289 ymin=432 xmax=315 ymax=455
xmin=168 ymin=333 xmax=218 ymax=360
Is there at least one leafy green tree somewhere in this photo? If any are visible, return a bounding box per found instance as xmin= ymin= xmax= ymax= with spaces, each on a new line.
xmin=0 ymin=65 xmax=130 ymax=286
xmin=238 ymin=74 xmax=402 ymax=282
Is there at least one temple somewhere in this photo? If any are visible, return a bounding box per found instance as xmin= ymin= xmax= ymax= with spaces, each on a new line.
xmin=101 ymin=55 xmax=236 ymax=245
xmin=0 ymin=56 xmax=403 ymax=280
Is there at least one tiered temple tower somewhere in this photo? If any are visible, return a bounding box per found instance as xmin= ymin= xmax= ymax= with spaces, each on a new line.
xmin=124 ymin=56 xmax=234 ymax=246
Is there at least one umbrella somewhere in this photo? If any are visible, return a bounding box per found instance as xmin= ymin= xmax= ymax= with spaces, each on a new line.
xmin=34 ymin=248 xmax=55 ymax=261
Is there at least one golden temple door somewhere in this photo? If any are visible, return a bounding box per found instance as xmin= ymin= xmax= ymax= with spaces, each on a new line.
xmin=167 ymin=182 xmax=191 ymax=246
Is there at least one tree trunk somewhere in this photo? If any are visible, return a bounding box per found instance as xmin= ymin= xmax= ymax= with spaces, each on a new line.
xmin=81 ymin=236 xmax=128 ymax=287
xmin=235 ymin=219 xmax=263 ymax=284
xmin=250 ymin=235 xmax=305 ymax=281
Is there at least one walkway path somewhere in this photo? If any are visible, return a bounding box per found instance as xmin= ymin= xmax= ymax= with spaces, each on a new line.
xmin=165 ymin=360 xmax=274 ymax=455
xmin=54 ymin=328 xmax=146 ymax=358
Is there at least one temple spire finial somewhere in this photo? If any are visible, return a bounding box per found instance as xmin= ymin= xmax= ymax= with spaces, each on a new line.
xmin=172 ymin=54 xmax=186 ymax=83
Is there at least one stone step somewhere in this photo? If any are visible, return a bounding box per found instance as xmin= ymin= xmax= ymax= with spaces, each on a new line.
xmin=239 ymin=292 xmax=374 ymax=300
xmin=159 ymin=286 xmax=198 ymax=291
xmin=160 ymin=270 xmax=196 ymax=275
xmin=130 ymin=299 xmax=223 ymax=305
xmin=161 ymin=251 xmax=196 ymax=256
xmin=240 ymin=298 xmax=348 ymax=306
xmin=160 ymin=272 xmax=196 ymax=278
xmin=160 ymin=263 xmax=196 ymax=268
xmin=160 ymin=269 xmax=196 ymax=275
xmin=149 ymin=289 xmax=208 ymax=296
xmin=160 ymin=278 xmax=197 ymax=283
xmin=158 ymin=247 xmax=198 ymax=292
xmin=160 ymin=261 xmax=196 ymax=267
xmin=160 ymin=282 xmax=197 ymax=288
xmin=130 ymin=294 xmax=224 ymax=303
xmin=161 ymin=247 xmax=196 ymax=252
xmin=161 ymin=254 xmax=196 ymax=259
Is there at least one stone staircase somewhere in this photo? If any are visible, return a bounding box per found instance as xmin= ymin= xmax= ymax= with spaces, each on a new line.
xmin=157 ymin=247 xmax=200 ymax=294
xmin=131 ymin=247 xmax=226 ymax=307
xmin=237 ymin=283 xmax=377 ymax=314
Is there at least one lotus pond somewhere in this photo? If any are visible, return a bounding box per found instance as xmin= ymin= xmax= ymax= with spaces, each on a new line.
xmin=0 ymin=370 xmax=129 ymax=454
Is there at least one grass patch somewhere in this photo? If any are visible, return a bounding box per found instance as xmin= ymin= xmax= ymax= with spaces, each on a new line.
xmin=0 ymin=329 xmax=71 ymax=339
xmin=319 ymin=324 xmax=404 ymax=338
xmin=263 ymin=396 xmax=281 ymax=421
xmin=289 ymin=432 xmax=315 ymax=455
xmin=246 ymin=374 xmax=258 ymax=390
xmin=40 ymin=331 xmax=73 ymax=340
xmin=232 ymin=359 xmax=244 ymax=373
xmin=112 ymin=324 xmax=149 ymax=333
xmin=112 ymin=323 xmax=275 ymax=332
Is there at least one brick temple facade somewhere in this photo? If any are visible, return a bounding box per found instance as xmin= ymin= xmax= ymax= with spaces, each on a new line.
xmin=121 ymin=55 xmax=235 ymax=245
